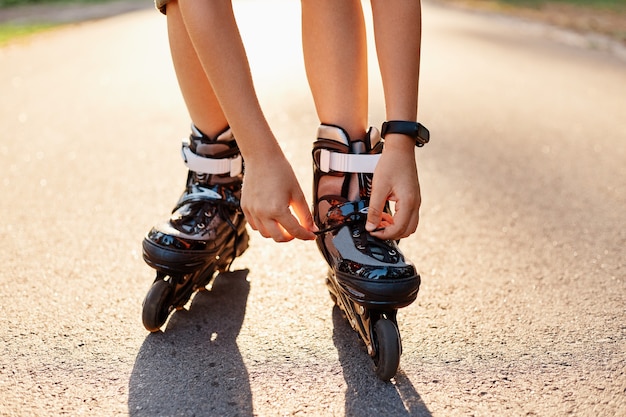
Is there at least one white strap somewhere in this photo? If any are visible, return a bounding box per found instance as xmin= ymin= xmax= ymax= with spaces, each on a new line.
xmin=181 ymin=141 xmax=243 ymax=177
xmin=319 ymin=149 xmax=380 ymax=173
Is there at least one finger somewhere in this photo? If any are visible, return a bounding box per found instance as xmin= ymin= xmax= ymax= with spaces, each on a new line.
xmin=290 ymin=194 xmax=318 ymax=237
xmin=371 ymin=218 xmax=404 ymax=240
xmin=267 ymin=221 xmax=295 ymax=243
xmin=277 ymin=212 xmax=316 ymax=241
xmin=244 ymin=211 xmax=257 ymax=231
xmin=404 ymin=209 xmax=420 ymax=238
xmin=366 ymin=177 xmax=391 ymax=231
xmin=365 ymin=204 xmax=385 ymax=233
xmin=402 ymin=194 xmax=422 ymax=238
xmin=371 ymin=202 xmax=414 ymax=240
xmin=254 ymin=221 xmax=273 ymax=240
xmin=393 ymin=212 xmax=419 ymax=240
xmin=372 ymin=210 xmax=419 ymax=240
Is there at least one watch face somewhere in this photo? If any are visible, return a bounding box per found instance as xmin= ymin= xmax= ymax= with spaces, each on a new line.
xmin=417 ymin=124 xmax=430 ymax=143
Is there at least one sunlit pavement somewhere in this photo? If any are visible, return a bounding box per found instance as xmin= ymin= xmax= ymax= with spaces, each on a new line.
xmin=0 ymin=1 xmax=624 ymax=415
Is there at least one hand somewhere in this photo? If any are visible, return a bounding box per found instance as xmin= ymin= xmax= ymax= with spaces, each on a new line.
xmin=241 ymin=157 xmax=317 ymax=242
xmin=365 ymin=137 xmax=421 ymax=240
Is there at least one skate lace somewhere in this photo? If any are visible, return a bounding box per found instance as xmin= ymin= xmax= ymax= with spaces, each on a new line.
xmin=190 ymin=197 xmax=242 ymax=271
xmin=314 ymin=199 xmax=381 ymax=235
xmin=314 ymin=200 xmax=398 ymax=264
xmin=174 ymin=174 xmax=243 ymax=269
xmin=315 ymin=217 xmax=386 ymax=236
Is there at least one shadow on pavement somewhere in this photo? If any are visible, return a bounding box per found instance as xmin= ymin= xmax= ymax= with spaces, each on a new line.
xmin=332 ymin=308 xmax=432 ymax=417
xmin=128 ymin=269 xmax=253 ymax=417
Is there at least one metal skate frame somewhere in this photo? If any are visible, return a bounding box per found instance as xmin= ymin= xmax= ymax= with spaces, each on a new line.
xmin=326 ymin=272 xmax=400 ymax=359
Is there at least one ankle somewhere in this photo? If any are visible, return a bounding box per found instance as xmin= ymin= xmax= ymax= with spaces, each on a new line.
xmin=190 ymin=125 xmax=238 ymax=158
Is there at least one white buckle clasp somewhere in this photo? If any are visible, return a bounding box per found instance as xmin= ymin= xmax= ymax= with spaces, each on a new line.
xmin=319 ymin=149 xmax=380 ymax=174
xmin=181 ymin=140 xmax=243 ymax=177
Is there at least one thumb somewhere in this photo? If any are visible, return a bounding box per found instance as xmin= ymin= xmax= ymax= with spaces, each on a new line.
xmin=366 ymin=188 xmax=387 ymax=232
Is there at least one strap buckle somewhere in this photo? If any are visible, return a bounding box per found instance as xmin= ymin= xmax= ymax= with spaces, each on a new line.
xmin=319 ymin=149 xmax=380 ymax=173
xmin=181 ymin=140 xmax=243 ymax=177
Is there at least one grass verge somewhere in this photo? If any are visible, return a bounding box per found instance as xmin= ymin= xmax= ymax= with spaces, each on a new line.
xmin=0 ymin=0 xmax=143 ymax=45
xmin=0 ymin=22 xmax=54 ymax=45
xmin=497 ymin=0 xmax=623 ymax=9
xmin=439 ymin=0 xmax=626 ymax=44
xmin=0 ymin=0 xmax=108 ymax=6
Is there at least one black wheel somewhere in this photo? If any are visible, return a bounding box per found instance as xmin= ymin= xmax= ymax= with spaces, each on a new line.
xmin=373 ymin=318 xmax=401 ymax=381
xmin=142 ymin=279 xmax=174 ymax=332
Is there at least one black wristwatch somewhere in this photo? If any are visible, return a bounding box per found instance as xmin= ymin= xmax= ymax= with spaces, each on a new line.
xmin=381 ymin=121 xmax=430 ymax=147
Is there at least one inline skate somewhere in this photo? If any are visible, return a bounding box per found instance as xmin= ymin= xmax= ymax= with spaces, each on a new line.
xmin=313 ymin=122 xmax=428 ymax=381
xmin=141 ymin=125 xmax=249 ymax=332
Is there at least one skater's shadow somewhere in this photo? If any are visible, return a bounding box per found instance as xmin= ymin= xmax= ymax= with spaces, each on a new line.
xmin=128 ymin=269 xmax=253 ymax=417
xmin=332 ymin=307 xmax=433 ymax=417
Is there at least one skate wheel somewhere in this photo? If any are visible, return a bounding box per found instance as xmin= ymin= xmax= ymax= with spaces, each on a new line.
xmin=142 ymin=279 xmax=174 ymax=332
xmin=373 ymin=318 xmax=401 ymax=381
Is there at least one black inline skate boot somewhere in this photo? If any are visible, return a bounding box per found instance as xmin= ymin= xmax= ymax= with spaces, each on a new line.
xmin=141 ymin=125 xmax=249 ymax=332
xmin=313 ymin=124 xmax=423 ymax=381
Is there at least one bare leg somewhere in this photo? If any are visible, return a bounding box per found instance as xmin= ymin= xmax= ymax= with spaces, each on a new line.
xmin=174 ymin=0 xmax=274 ymax=148
xmin=301 ymin=0 xmax=422 ymax=137
xmin=371 ymin=0 xmax=422 ymax=123
xmin=301 ymin=0 xmax=368 ymax=141
xmin=166 ymin=1 xmax=227 ymax=137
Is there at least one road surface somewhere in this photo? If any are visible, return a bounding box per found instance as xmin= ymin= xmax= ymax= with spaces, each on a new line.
xmin=0 ymin=1 xmax=624 ymax=416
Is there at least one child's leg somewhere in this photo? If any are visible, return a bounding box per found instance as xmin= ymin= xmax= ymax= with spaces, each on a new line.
xmin=166 ymin=1 xmax=227 ymax=137
xmin=174 ymin=0 xmax=275 ymax=150
xmin=371 ymin=0 xmax=422 ymax=122
xmin=301 ymin=0 xmax=424 ymax=148
xmin=301 ymin=0 xmax=368 ymax=141
xmin=141 ymin=1 xmax=251 ymax=332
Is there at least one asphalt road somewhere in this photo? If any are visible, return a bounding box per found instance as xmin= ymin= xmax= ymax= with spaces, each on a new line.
xmin=1 ymin=1 xmax=624 ymax=416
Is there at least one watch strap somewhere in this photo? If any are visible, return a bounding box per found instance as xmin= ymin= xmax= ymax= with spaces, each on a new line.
xmin=381 ymin=121 xmax=430 ymax=147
